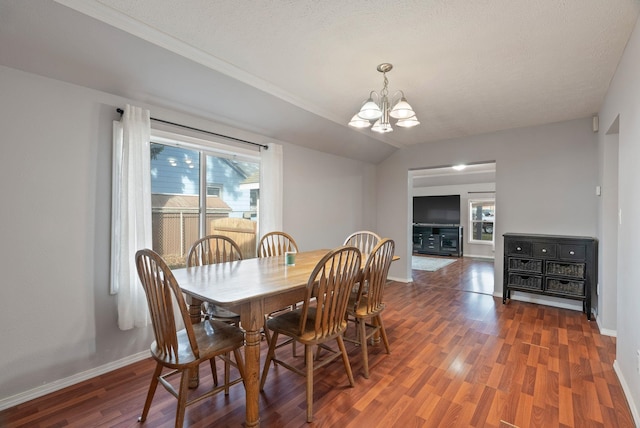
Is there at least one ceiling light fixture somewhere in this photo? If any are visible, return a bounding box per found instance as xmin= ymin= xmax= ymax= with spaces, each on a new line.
xmin=349 ymin=63 xmax=419 ymax=133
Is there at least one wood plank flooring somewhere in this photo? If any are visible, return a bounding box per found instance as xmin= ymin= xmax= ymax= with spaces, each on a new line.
xmin=0 ymin=257 xmax=635 ymax=427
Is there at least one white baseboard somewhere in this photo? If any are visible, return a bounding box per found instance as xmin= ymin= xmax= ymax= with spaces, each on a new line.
xmin=462 ymin=254 xmax=495 ymax=260
xmin=0 ymin=351 xmax=150 ymax=411
xmin=595 ymin=314 xmax=617 ymax=337
xmin=613 ymin=360 xmax=640 ymax=427
xmin=388 ymin=275 xmax=412 ymax=283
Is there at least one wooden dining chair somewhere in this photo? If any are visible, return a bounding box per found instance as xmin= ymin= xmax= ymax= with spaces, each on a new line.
xmin=135 ymin=249 xmax=245 ymax=428
xmin=343 ymin=230 xmax=381 ymax=256
xmin=187 ymin=234 xmax=244 ymax=266
xmin=344 ymin=238 xmax=395 ymax=378
xmin=259 ymin=246 xmax=362 ymax=423
xmin=343 ymin=230 xmax=382 ymax=296
xmin=257 ymin=231 xmax=300 ymax=354
xmin=186 ymin=235 xmax=243 ymax=326
xmin=257 ymin=231 xmax=299 ymax=257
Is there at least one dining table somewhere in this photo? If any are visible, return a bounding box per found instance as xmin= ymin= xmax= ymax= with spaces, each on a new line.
xmin=172 ymin=248 xmax=334 ymax=428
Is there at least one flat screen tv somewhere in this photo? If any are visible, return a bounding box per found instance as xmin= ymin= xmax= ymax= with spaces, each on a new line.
xmin=413 ymin=195 xmax=461 ymax=225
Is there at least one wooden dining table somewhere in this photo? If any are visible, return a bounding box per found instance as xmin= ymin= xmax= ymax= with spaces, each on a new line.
xmin=172 ymin=248 xmax=334 ymax=428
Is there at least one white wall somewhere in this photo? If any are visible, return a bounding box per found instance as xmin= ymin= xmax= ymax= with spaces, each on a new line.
xmin=0 ymin=66 xmax=153 ymax=405
xmin=597 ymin=130 xmax=619 ymax=336
xmin=376 ymin=118 xmax=598 ymax=299
xmin=0 ymin=66 xmax=376 ymax=406
xmin=283 ymin=142 xmax=377 ymax=251
xmin=599 ymin=14 xmax=640 ymax=423
xmin=412 ymin=183 xmax=496 ymax=259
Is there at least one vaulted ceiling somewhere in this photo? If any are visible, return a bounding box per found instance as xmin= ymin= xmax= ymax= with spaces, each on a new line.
xmin=1 ymin=0 xmax=638 ymax=163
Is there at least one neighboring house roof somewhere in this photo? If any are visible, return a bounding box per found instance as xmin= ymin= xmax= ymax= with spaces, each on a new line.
xmin=244 ymin=170 xmax=259 ymax=184
xmin=152 ymin=194 xmax=232 ymax=212
xmin=241 ymin=170 xmax=260 ymax=187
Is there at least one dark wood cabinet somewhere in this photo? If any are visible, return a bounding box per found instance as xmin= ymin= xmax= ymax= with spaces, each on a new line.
xmin=413 ymin=224 xmax=463 ymax=257
xmin=502 ymin=233 xmax=597 ymax=319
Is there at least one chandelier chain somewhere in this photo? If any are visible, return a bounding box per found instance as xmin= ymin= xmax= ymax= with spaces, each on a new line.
xmin=381 ymin=72 xmax=389 ymax=97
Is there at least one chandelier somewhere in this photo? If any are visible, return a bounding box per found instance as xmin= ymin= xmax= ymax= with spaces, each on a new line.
xmin=348 ymin=63 xmax=419 ymax=133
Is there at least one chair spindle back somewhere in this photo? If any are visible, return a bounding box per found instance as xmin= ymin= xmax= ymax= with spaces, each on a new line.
xmin=355 ymin=238 xmax=395 ymax=314
xmin=258 ymin=231 xmax=299 ymax=258
xmin=135 ymin=249 xmax=198 ymax=362
xmin=343 ymin=230 xmax=381 ymax=256
xmin=187 ymin=235 xmax=243 ymax=267
xmin=298 ymin=246 xmax=361 ymax=339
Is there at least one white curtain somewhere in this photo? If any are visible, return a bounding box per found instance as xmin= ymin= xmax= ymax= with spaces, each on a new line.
xmin=110 ymin=104 xmax=152 ymax=330
xmin=259 ymin=142 xmax=283 ymax=237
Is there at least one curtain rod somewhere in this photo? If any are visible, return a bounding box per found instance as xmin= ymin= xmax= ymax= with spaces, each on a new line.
xmin=116 ymin=108 xmax=268 ymax=150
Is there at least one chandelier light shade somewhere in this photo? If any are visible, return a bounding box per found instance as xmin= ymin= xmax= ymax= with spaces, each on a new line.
xmin=358 ymin=98 xmax=382 ymax=120
xmin=348 ymin=114 xmax=371 ymax=128
xmin=396 ymin=115 xmax=421 ymax=128
xmin=349 ymin=63 xmax=419 ymax=133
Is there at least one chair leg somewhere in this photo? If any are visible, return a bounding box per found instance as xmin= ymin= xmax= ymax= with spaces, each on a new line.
xmin=305 ymin=344 xmax=314 ymax=423
xmin=233 ymin=348 xmax=246 ymax=384
xmin=376 ymin=315 xmax=391 ymax=354
xmin=291 ymin=304 xmax=297 ymax=358
xmin=260 ymin=331 xmax=279 ymax=391
xmin=175 ymin=369 xmax=191 ymax=428
xmin=263 ymin=315 xmax=271 ymax=343
xmin=336 ymin=335 xmax=355 ymax=387
xmin=358 ymin=316 xmax=370 ymax=379
xmin=209 ymin=357 xmax=218 ymax=387
xmin=263 ymin=315 xmax=280 ymax=367
xmin=138 ymin=362 xmax=163 ymax=422
xmin=224 ymin=352 xmax=231 ymax=395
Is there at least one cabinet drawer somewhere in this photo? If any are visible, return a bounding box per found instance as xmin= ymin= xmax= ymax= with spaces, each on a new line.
xmin=558 ymin=244 xmax=586 ymax=261
xmin=506 ymin=240 xmax=532 ymax=256
xmin=508 ymin=258 xmax=542 ymax=274
xmin=507 ymin=273 xmax=543 ymax=291
xmin=532 ymin=242 xmax=557 ymax=258
xmin=546 ymin=261 xmax=585 ymax=278
xmin=545 ymin=278 xmax=585 ymax=297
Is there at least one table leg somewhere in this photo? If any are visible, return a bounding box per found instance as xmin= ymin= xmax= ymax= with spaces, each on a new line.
xmin=186 ymin=296 xmax=203 ymax=388
xmin=241 ymin=300 xmax=264 ymax=428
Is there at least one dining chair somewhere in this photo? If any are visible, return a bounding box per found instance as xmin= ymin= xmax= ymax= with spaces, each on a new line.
xmin=135 ymin=249 xmax=245 ymax=428
xmin=257 ymin=231 xmax=300 ymax=354
xmin=344 ymin=238 xmax=395 ymax=378
xmin=343 ymin=230 xmax=382 ymax=296
xmin=343 ymin=230 xmax=381 ymax=256
xmin=186 ymin=235 xmax=243 ymax=325
xmin=257 ymin=231 xmax=299 ymax=257
xmin=259 ymin=246 xmax=362 ymax=423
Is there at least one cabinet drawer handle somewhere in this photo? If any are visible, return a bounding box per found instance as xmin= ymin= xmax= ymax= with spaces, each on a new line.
xmin=569 ymin=251 xmax=575 ymax=255
xmin=542 ymin=249 xmax=547 ymax=253
xmin=516 ymin=247 xmax=521 ymax=251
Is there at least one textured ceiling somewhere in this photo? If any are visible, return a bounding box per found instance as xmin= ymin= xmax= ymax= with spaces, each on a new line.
xmin=1 ymin=0 xmax=639 ymax=163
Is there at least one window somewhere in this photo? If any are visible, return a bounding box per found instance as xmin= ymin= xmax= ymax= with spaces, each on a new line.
xmin=250 ymin=189 xmax=259 ymax=212
xmin=207 ymin=184 xmax=223 ymax=197
xmin=469 ymin=199 xmax=494 ymax=244
xmin=150 ymin=132 xmax=260 ymax=268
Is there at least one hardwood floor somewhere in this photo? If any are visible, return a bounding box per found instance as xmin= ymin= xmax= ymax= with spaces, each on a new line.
xmin=1 ymin=257 xmax=634 ymax=427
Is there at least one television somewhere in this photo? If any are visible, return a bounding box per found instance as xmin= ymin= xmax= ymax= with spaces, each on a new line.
xmin=413 ymin=195 xmax=461 ymax=225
